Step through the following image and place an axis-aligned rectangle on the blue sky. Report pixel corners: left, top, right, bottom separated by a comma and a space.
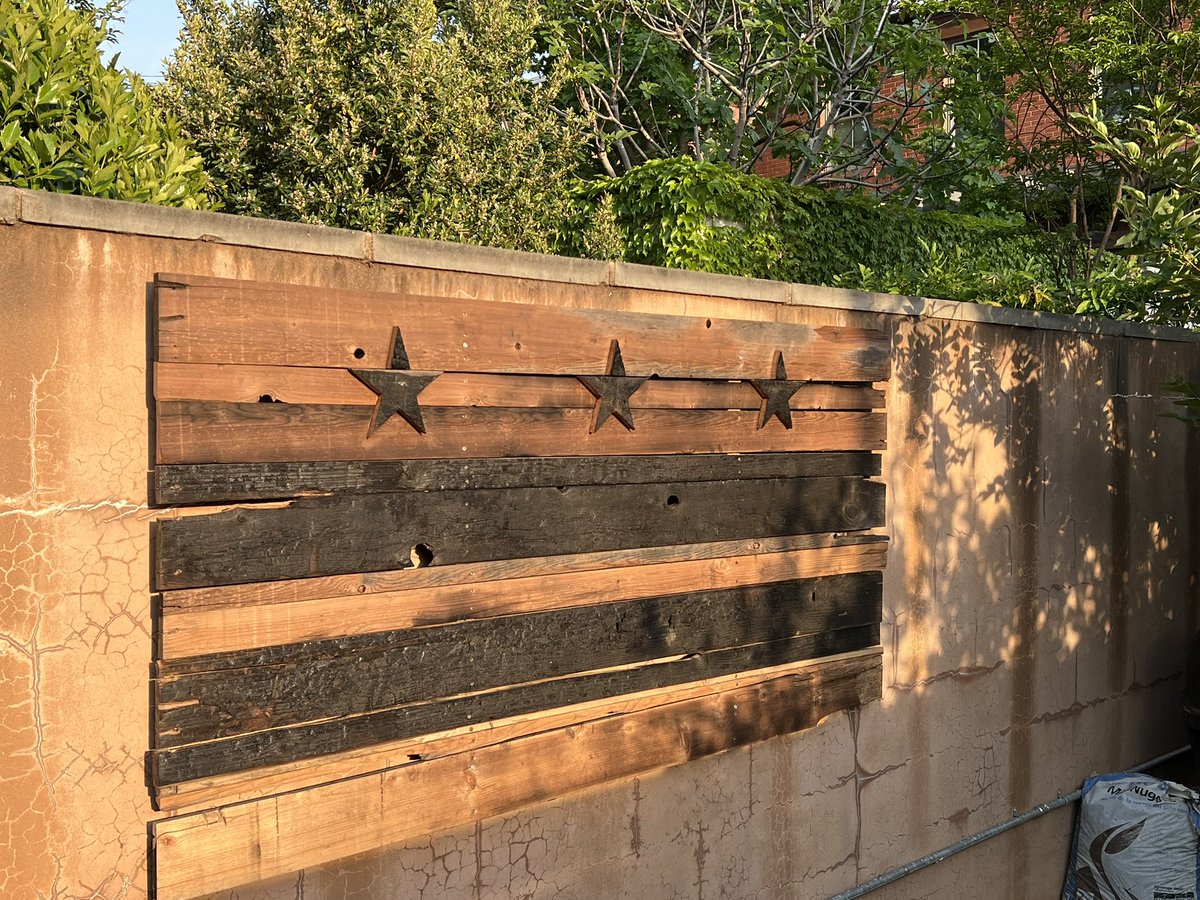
105, 0, 183, 82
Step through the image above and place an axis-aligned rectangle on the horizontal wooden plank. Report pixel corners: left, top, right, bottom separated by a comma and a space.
154, 477, 886, 590
152, 651, 883, 899
158, 540, 888, 657
155, 573, 882, 747
153, 450, 882, 505
155, 361, 886, 410
161, 532, 887, 612
154, 648, 881, 813
154, 274, 890, 381
155, 402, 887, 464
154, 623, 877, 785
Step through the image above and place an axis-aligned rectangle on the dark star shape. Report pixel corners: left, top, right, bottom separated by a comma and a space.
576, 339, 648, 433
748, 351, 808, 430
349, 326, 440, 436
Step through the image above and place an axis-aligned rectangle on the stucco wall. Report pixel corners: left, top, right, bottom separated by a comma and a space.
1, 187, 1196, 899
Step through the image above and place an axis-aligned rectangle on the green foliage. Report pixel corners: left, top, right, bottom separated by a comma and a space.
541, 0, 986, 194
162, 0, 586, 252
572, 157, 1148, 315
1074, 98, 1200, 325
0, 0, 211, 205
1164, 375, 1200, 429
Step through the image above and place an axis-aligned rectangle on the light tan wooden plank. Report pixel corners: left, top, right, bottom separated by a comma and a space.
154, 274, 890, 381
152, 650, 882, 897
162, 532, 887, 612
154, 361, 886, 410
154, 648, 880, 812
155, 403, 886, 464
158, 541, 889, 658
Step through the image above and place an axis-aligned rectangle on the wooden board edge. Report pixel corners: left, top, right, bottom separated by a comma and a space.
160, 532, 890, 613
151, 650, 881, 899
157, 542, 889, 659
152, 647, 882, 814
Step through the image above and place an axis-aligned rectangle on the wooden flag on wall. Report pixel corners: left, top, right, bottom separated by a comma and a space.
148, 272, 890, 899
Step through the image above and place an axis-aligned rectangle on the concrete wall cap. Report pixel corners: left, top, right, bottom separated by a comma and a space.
612, 260, 791, 304
371, 231, 611, 285
0, 186, 18, 225
7, 186, 1199, 344
16, 189, 370, 258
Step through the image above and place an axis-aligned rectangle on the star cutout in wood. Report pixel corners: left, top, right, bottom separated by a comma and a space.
749, 351, 808, 430
350, 326, 440, 435
576, 339, 648, 433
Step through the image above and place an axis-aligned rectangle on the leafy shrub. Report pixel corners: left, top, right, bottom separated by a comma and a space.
572, 157, 1153, 316
0, 0, 211, 206
161, 0, 586, 251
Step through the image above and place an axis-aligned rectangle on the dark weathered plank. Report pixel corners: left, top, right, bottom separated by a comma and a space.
155, 649, 882, 811
151, 654, 883, 899
154, 274, 891, 381
158, 541, 889, 658
154, 572, 882, 746
152, 451, 882, 505
155, 402, 886, 465
153, 476, 886, 590
152, 623, 878, 785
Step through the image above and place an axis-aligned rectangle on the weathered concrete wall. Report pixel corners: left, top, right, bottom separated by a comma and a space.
1, 187, 1196, 899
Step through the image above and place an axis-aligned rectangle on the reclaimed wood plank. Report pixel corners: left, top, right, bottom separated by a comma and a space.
160, 532, 887, 612
153, 648, 881, 813
153, 477, 887, 589
153, 623, 878, 784
151, 651, 883, 900
154, 361, 886, 410
154, 274, 890, 381
155, 402, 887, 464
154, 573, 882, 745
158, 540, 888, 657
153, 451, 882, 505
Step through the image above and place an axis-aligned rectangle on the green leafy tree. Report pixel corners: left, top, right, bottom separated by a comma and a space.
542, 0, 1003, 197
969, 0, 1200, 237
1075, 97, 1200, 325
0, 0, 211, 205
161, 0, 587, 251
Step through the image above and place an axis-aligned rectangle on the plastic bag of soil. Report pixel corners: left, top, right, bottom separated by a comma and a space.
1063, 772, 1200, 900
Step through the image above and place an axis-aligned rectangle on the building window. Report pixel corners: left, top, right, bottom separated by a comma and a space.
943, 31, 1004, 138
830, 91, 873, 154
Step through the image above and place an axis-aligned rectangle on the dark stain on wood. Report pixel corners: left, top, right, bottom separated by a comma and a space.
154, 573, 882, 746
152, 622, 879, 785
154, 477, 886, 590
152, 451, 882, 505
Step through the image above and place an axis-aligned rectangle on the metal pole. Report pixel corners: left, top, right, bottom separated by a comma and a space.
828, 745, 1192, 900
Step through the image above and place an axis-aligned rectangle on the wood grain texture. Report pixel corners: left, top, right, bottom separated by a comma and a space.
154, 573, 882, 746
155, 361, 886, 410
151, 651, 883, 900
154, 274, 890, 381
153, 648, 881, 812
153, 451, 882, 505
155, 402, 887, 464
153, 624, 878, 784
160, 532, 887, 612
158, 540, 889, 657
154, 477, 886, 589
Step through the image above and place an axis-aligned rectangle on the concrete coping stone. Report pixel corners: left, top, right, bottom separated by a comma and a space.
3, 185, 1197, 344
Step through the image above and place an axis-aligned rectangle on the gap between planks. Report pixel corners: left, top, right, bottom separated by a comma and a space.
154, 361, 886, 410
157, 540, 889, 658
151, 649, 882, 900
155, 403, 887, 465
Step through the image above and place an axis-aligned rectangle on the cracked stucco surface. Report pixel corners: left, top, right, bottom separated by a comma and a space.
1, 222, 1197, 899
